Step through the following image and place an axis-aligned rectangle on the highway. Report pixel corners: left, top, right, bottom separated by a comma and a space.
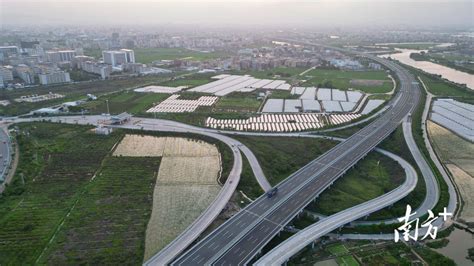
171, 47, 421, 265
255, 147, 418, 265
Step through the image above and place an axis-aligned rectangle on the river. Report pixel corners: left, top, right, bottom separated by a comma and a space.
436, 228, 474, 266
379, 49, 474, 90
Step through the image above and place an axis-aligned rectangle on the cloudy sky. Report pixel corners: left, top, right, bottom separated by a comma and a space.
1, 0, 472, 29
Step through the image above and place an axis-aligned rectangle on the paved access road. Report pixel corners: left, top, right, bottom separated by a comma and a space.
172, 48, 421, 265
0, 125, 11, 184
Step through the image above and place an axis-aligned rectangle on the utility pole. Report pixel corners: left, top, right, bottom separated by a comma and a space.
106, 99, 110, 115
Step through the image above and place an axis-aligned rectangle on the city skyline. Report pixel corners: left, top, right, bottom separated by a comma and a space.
1, 0, 472, 28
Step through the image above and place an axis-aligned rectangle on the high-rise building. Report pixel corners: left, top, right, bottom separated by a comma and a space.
45, 50, 77, 63
38, 71, 71, 85
102, 49, 135, 67
102, 51, 126, 66
15, 65, 35, 84
81, 61, 112, 80
121, 49, 135, 63
0, 66, 14, 82
0, 46, 19, 56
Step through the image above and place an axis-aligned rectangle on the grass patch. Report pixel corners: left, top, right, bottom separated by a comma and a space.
0, 123, 122, 264
418, 71, 474, 99
237, 155, 264, 199
381, 43, 438, 50
74, 90, 169, 115
301, 69, 392, 93
232, 136, 338, 185
327, 243, 349, 256
231, 67, 306, 79
215, 92, 263, 113
414, 246, 455, 266
337, 255, 360, 266
41, 156, 160, 264
159, 73, 214, 88
308, 151, 405, 217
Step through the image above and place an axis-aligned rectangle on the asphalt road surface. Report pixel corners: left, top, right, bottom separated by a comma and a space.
172, 49, 421, 265
0, 126, 11, 183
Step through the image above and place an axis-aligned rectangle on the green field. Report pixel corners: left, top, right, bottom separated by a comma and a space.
135, 48, 230, 64
233, 136, 338, 185
337, 255, 360, 266
0, 123, 123, 264
158, 73, 214, 88
308, 152, 404, 216
418, 72, 474, 99
75, 91, 169, 115
327, 243, 349, 256
40, 156, 160, 264
214, 92, 263, 113
301, 69, 393, 93
379, 43, 438, 50
232, 67, 307, 80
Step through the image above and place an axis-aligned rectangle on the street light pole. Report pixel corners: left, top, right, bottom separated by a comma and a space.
106, 100, 110, 115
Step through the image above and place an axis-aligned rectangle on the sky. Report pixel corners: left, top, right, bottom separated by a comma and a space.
1, 0, 472, 29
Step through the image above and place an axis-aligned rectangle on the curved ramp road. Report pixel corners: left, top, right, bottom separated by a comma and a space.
172, 50, 421, 265
255, 148, 418, 265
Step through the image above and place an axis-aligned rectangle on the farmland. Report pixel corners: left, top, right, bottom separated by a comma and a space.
40, 156, 160, 264
214, 92, 263, 112
427, 121, 474, 224
0, 123, 122, 264
301, 69, 393, 93
77, 91, 169, 115
0, 124, 230, 264
231, 67, 307, 80
291, 240, 437, 265
418, 71, 474, 100
112, 135, 222, 259
427, 121, 474, 176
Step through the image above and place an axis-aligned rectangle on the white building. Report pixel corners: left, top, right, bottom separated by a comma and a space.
38, 71, 71, 85
0, 46, 19, 56
81, 61, 111, 79
15, 66, 35, 84
121, 49, 135, 63
0, 66, 14, 82
102, 49, 135, 67
45, 50, 77, 63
